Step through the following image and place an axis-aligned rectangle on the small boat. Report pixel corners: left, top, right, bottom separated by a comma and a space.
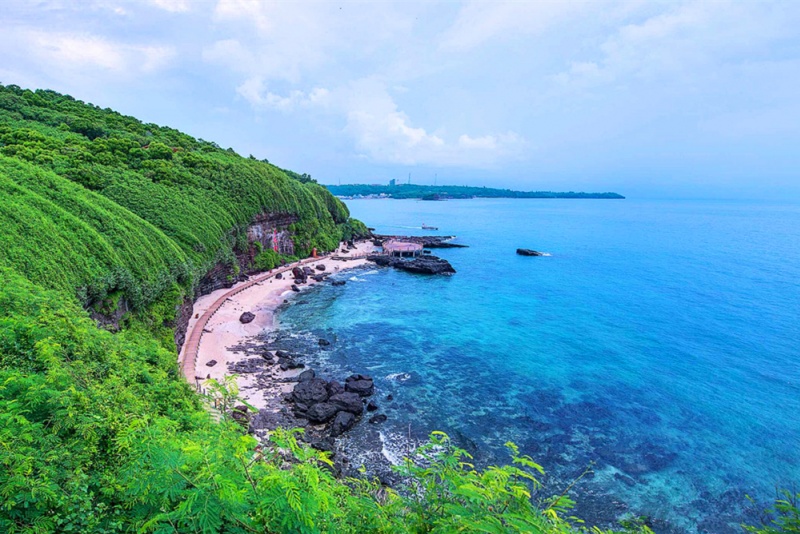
421, 223, 438, 230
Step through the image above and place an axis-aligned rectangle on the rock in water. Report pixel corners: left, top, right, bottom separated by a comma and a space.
318, 338, 331, 346
345, 374, 374, 397
368, 255, 455, 275
367, 401, 379, 412
239, 311, 256, 323
369, 414, 388, 424
291, 284, 301, 292
331, 280, 346, 286
331, 411, 356, 437
516, 248, 544, 256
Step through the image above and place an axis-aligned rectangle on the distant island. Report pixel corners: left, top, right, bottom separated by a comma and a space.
326, 182, 624, 200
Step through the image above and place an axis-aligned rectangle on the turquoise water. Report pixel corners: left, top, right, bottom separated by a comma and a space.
278, 198, 800, 532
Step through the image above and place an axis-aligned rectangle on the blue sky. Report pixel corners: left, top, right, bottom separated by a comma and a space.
2, 0, 799, 198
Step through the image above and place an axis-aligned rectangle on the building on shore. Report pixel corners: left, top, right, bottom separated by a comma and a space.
382, 240, 423, 258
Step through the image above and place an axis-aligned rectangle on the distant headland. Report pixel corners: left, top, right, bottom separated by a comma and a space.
326, 182, 624, 200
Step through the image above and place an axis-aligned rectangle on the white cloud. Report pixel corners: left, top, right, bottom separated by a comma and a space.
339, 79, 525, 167
440, 1, 587, 51
148, 0, 190, 13
236, 77, 330, 111
23, 31, 175, 74
553, 1, 800, 88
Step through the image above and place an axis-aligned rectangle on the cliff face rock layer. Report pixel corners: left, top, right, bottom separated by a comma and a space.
246, 212, 298, 258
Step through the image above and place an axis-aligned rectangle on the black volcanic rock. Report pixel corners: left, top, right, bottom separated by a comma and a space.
291, 266, 307, 282
275, 272, 283, 279
318, 338, 331, 346
228, 358, 264, 374
516, 248, 544, 256
306, 402, 339, 423
316, 264, 326, 271
329, 392, 364, 415
369, 414, 387, 424
239, 311, 255, 323
231, 405, 250, 427
297, 369, 316, 382
367, 401, 379, 412
369, 255, 455, 275
291, 284, 301, 292
326, 380, 344, 397
345, 374, 374, 397
331, 280, 346, 286
331, 411, 356, 437
292, 378, 329, 405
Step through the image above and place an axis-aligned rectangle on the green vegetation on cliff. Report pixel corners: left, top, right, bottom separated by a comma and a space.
327, 183, 625, 200
0, 85, 790, 533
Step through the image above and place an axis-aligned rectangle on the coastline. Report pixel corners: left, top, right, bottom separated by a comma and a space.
178, 240, 376, 415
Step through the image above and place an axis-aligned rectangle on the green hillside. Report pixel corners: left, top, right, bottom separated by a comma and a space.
0, 85, 788, 533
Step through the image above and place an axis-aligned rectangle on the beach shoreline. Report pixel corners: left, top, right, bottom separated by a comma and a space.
178, 240, 376, 414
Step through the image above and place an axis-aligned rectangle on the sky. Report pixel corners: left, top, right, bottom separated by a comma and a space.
2, 0, 799, 199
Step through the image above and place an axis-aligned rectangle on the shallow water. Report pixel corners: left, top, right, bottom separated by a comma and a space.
277, 198, 800, 532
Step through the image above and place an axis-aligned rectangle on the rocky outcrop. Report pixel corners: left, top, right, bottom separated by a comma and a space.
517, 248, 544, 256
345, 374, 375, 396
330, 411, 355, 437
330, 392, 364, 414
172, 296, 195, 351
292, 266, 307, 283
369, 255, 456, 275
276, 371, 377, 444
244, 212, 298, 262
306, 402, 339, 423
292, 378, 330, 405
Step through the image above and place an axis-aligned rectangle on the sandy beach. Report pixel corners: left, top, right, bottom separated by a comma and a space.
178, 240, 376, 412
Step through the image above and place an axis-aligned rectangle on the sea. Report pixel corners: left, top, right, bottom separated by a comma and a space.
275, 198, 800, 532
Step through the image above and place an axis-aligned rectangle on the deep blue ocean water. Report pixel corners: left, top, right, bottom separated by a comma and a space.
277, 198, 800, 532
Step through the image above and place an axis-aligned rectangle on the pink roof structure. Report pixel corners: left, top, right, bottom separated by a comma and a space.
383, 239, 423, 255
